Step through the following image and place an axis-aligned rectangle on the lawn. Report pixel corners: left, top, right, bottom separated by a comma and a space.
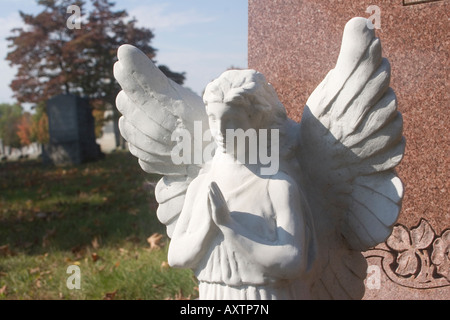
0, 151, 198, 300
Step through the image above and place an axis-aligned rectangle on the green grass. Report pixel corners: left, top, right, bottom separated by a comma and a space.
0, 151, 198, 300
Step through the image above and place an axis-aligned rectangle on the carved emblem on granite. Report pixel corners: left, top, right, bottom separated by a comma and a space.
365, 219, 450, 289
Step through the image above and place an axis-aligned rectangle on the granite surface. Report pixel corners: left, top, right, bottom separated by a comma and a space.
249, 0, 449, 234
249, 0, 449, 299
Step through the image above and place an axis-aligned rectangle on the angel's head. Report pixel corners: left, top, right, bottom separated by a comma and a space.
203, 69, 287, 150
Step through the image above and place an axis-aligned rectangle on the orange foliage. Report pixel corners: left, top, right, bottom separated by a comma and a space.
16, 113, 32, 146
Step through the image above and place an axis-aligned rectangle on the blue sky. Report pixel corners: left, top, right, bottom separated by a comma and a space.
0, 0, 248, 105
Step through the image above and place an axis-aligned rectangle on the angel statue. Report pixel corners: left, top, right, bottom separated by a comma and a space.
113, 17, 405, 300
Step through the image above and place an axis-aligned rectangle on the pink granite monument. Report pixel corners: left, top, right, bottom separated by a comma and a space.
249, 0, 449, 299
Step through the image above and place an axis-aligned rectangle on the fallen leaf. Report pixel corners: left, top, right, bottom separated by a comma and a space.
0, 285, 7, 296
97, 265, 106, 272
108, 260, 121, 272
29, 267, 40, 275
147, 233, 163, 251
91, 253, 100, 262
103, 290, 118, 300
39, 253, 49, 260
161, 261, 169, 269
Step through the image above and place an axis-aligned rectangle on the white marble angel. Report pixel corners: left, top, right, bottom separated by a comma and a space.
113, 17, 405, 300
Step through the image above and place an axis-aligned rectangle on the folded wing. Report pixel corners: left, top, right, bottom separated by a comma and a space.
297, 18, 405, 298
114, 44, 211, 237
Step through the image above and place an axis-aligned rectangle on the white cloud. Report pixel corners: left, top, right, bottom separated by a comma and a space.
128, 3, 216, 31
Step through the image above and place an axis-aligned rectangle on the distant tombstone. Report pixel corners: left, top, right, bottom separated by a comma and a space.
43, 94, 103, 165
0, 138, 5, 161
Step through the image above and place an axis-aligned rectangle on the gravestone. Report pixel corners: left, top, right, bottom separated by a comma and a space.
248, 0, 449, 299
0, 139, 5, 161
43, 94, 103, 165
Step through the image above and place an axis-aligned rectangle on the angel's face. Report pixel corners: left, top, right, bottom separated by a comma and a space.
207, 102, 255, 152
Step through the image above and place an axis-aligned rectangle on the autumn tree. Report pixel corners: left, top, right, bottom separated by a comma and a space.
16, 112, 33, 146
30, 102, 49, 144
7, 0, 185, 148
0, 104, 23, 150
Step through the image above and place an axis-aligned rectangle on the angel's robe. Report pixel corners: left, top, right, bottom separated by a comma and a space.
178, 160, 316, 299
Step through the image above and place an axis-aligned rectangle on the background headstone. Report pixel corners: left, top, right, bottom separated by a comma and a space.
43, 94, 103, 165
96, 109, 118, 153
0, 138, 4, 159
248, 0, 449, 299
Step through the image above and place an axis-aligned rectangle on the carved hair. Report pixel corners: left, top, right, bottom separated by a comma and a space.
203, 69, 298, 171
203, 69, 287, 129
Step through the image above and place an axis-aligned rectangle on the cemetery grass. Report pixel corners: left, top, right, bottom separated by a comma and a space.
0, 151, 198, 300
